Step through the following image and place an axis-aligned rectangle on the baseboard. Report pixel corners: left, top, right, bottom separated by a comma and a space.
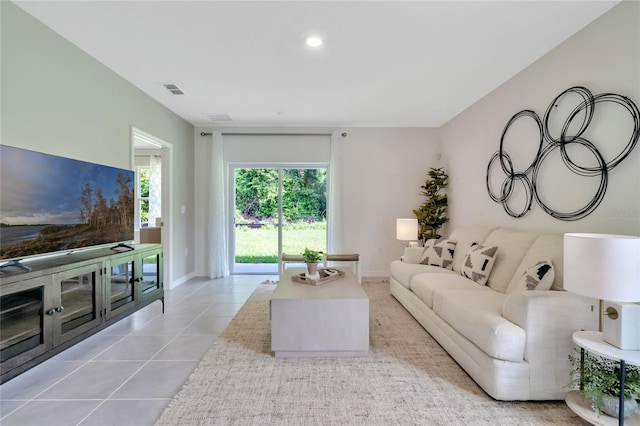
168, 271, 196, 289
362, 277, 389, 283
363, 270, 390, 279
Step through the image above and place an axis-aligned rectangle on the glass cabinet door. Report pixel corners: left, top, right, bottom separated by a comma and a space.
54, 263, 102, 345
0, 277, 51, 376
139, 251, 162, 301
1, 287, 43, 360
105, 260, 135, 319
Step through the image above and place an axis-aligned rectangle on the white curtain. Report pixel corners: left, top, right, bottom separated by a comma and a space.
208, 131, 229, 278
327, 131, 343, 253
148, 154, 162, 227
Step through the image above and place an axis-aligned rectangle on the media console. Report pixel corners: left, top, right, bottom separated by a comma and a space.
0, 244, 163, 383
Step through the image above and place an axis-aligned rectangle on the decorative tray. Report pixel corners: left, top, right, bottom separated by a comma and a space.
291, 268, 344, 286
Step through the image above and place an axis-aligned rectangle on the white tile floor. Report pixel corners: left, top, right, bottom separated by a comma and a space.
0, 274, 274, 426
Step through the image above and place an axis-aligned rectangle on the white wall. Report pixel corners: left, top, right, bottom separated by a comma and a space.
1, 2, 196, 285
330, 128, 441, 276
441, 1, 640, 236
194, 127, 441, 277
223, 134, 331, 163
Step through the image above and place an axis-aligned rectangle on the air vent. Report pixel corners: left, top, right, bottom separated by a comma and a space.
163, 83, 185, 95
206, 114, 233, 122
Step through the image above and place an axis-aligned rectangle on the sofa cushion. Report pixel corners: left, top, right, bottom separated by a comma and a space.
460, 243, 499, 286
411, 272, 491, 308
510, 234, 565, 291
507, 260, 554, 293
449, 226, 496, 274
419, 239, 456, 270
390, 260, 450, 289
433, 290, 526, 362
483, 229, 539, 293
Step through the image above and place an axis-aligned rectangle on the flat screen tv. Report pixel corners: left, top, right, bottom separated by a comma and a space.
0, 145, 135, 266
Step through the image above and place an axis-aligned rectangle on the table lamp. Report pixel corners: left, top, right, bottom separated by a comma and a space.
396, 218, 419, 247
564, 233, 640, 350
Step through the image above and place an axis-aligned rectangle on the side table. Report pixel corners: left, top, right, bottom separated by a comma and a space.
566, 331, 640, 426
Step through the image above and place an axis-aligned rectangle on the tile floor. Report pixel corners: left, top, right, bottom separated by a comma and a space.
0, 274, 274, 426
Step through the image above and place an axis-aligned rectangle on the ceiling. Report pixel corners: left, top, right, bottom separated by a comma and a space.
14, 1, 619, 128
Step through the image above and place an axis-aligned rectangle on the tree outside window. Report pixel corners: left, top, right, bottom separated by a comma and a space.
137, 167, 150, 227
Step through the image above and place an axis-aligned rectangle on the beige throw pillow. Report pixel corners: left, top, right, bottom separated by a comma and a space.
419, 239, 456, 270
509, 261, 554, 293
460, 242, 498, 286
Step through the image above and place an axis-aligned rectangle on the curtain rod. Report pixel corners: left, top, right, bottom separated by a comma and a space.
200, 132, 333, 137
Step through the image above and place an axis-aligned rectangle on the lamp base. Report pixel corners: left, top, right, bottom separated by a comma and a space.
603, 302, 640, 350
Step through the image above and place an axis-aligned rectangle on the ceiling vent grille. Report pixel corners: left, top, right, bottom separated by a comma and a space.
206, 114, 233, 122
163, 83, 185, 95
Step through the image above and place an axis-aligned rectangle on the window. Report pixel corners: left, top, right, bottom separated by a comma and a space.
136, 167, 150, 228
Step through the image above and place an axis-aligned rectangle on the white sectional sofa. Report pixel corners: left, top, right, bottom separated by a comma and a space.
389, 225, 599, 401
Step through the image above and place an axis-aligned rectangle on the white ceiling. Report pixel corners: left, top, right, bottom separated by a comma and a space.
14, 1, 619, 128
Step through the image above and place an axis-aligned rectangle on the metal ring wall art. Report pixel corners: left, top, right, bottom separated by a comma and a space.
486, 86, 640, 220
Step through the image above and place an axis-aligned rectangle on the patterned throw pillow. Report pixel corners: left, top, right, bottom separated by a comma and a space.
460, 242, 499, 286
512, 261, 554, 292
419, 239, 456, 270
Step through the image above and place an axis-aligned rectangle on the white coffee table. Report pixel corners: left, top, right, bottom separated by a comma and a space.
270, 268, 369, 357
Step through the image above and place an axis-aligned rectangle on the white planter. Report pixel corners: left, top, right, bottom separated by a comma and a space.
595, 394, 638, 418
306, 262, 318, 276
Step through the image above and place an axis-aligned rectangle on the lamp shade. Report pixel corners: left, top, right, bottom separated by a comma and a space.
564, 233, 640, 302
396, 218, 418, 241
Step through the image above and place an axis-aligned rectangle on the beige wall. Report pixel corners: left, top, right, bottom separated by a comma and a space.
1, 2, 196, 285
329, 127, 442, 276
441, 1, 640, 236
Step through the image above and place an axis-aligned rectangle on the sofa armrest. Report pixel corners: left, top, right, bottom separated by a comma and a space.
503, 290, 598, 399
402, 247, 424, 264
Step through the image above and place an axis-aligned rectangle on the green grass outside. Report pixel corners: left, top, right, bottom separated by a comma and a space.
235, 222, 326, 263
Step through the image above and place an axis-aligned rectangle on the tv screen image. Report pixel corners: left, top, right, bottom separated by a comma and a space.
0, 145, 135, 262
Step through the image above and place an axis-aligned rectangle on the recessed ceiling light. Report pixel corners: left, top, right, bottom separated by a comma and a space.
305, 35, 323, 48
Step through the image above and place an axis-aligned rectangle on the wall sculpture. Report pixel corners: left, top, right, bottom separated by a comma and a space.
486, 86, 639, 220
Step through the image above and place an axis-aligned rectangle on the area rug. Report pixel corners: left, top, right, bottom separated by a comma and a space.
156, 281, 587, 425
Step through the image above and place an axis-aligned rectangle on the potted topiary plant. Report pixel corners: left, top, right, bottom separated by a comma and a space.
303, 248, 323, 276
568, 348, 640, 418
413, 167, 448, 242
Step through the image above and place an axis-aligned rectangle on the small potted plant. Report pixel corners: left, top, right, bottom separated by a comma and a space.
303, 248, 323, 276
568, 349, 640, 418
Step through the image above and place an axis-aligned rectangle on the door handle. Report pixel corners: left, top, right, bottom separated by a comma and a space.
46, 306, 64, 315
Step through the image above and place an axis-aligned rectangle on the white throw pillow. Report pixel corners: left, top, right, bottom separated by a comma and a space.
510, 261, 554, 292
460, 242, 498, 286
419, 239, 456, 270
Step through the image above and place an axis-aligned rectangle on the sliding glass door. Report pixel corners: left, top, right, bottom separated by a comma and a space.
281, 168, 326, 262
234, 168, 280, 273
232, 166, 327, 274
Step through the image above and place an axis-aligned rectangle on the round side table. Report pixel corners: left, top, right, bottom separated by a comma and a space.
566, 331, 640, 426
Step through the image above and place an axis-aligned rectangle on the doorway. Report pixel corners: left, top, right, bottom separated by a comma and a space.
231, 165, 327, 274
131, 128, 173, 288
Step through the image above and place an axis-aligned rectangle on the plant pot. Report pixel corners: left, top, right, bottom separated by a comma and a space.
595, 394, 639, 418
306, 262, 318, 276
